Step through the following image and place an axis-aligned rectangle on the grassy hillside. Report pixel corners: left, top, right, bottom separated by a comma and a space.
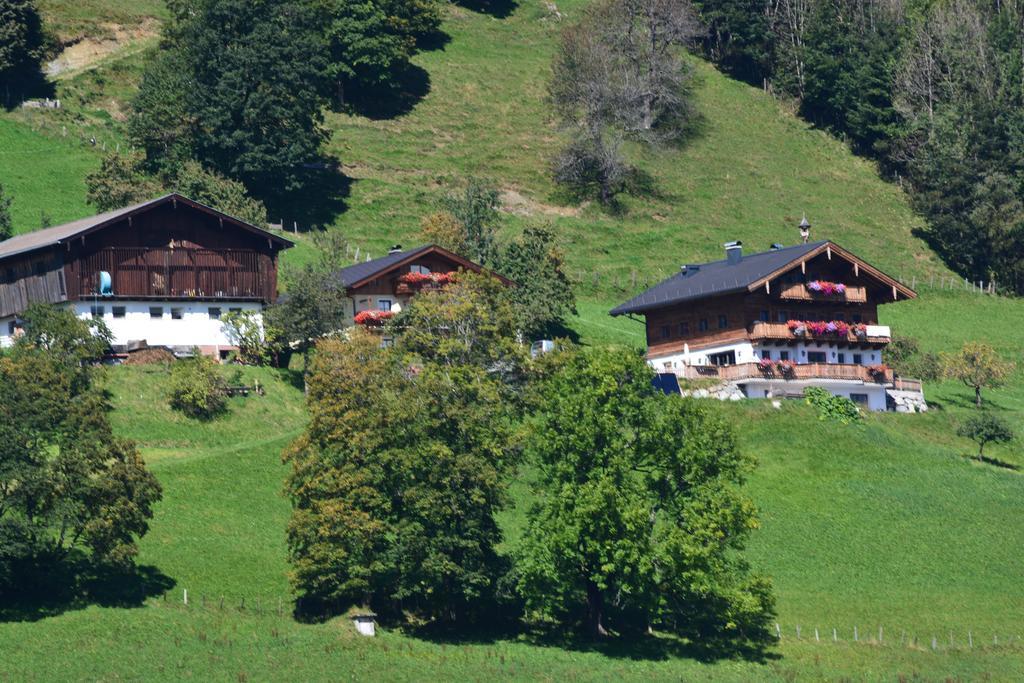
2, 0, 1024, 680
2, 356, 1022, 681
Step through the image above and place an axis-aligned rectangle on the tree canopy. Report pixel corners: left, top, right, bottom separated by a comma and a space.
0, 305, 161, 583
516, 346, 774, 640
0, 0, 48, 107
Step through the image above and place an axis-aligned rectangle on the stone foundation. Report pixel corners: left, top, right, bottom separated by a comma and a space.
680, 381, 745, 402
886, 389, 929, 413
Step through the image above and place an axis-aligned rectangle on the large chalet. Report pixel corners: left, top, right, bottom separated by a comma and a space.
0, 194, 292, 356
611, 239, 924, 411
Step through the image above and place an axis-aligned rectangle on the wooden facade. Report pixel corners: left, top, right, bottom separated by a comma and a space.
0, 195, 289, 320
0, 250, 67, 319
643, 248, 895, 357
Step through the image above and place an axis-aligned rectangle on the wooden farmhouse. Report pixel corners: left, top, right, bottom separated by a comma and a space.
331, 243, 512, 343
611, 239, 926, 411
0, 194, 292, 357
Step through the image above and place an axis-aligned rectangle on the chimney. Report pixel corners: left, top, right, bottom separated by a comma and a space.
724, 241, 742, 265
388, 244, 403, 255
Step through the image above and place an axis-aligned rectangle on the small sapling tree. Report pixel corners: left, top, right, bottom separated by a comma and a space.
958, 413, 1014, 461
169, 354, 228, 419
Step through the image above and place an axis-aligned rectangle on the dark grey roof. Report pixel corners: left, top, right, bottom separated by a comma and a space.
332, 245, 433, 287
0, 193, 292, 262
610, 241, 828, 316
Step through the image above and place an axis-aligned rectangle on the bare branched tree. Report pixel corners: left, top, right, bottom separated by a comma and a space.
548, 0, 703, 202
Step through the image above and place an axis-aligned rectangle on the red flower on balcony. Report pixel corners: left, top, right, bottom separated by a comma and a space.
354, 310, 394, 326
776, 359, 797, 376
786, 320, 856, 338
867, 363, 889, 378
397, 271, 457, 288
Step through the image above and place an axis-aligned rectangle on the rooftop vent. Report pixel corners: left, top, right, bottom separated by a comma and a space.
724, 240, 743, 265
680, 264, 701, 276
770, 243, 784, 251
388, 244, 403, 255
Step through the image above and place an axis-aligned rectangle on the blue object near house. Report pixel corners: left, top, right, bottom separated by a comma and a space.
652, 373, 681, 396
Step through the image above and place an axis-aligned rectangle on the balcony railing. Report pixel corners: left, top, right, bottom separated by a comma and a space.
777, 283, 868, 303
73, 247, 267, 301
681, 362, 894, 384
749, 321, 891, 344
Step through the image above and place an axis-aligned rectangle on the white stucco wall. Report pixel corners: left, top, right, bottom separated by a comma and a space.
741, 379, 889, 411
69, 301, 264, 349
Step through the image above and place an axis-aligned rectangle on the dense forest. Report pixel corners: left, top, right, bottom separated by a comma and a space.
695, 0, 1024, 294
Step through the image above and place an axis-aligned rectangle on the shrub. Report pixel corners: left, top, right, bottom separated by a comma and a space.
169, 354, 228, 419
803, 387, 862, 424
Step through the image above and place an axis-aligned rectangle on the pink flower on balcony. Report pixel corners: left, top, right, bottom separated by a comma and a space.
807, 280, 847, 296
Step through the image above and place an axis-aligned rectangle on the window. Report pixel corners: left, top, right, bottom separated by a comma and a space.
849, 393, 869, 405
776, 310, 787, 323
229, 307, 242, 314
708, 350, 736, 366
171, 308, 183, 320
853, 353, 863, 365
760, 310, 770, 322
808, 351, 827, 363
779, 351, 790, 361
699, 318, 709, 332
761, 349, 771, 360
149, 307, 163, 319
378, 299, 393, 312
837, 352, 846, 364
381, 337, 395, 348
660, 325, 671, 339
57, 271, 66, 297
113, 306, 126, 319
90, 305, 105, 319
8, 321, 16, 335
718, 314, 728, 329
208, 307, 222, 320
678, 321, 689, 336
852, 313, 862, 323
410, 265, 431, 275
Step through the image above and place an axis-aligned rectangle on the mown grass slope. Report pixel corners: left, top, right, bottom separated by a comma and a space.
2, 0, 1024, 679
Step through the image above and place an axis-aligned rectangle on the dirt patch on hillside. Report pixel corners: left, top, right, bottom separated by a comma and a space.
500, 189, 580, 218
46, 19, 159, 78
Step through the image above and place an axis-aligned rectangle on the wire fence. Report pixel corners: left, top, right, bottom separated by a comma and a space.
150, 588, 1024, 655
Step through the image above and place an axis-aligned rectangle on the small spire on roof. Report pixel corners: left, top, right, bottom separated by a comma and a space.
799, 215, 811, 243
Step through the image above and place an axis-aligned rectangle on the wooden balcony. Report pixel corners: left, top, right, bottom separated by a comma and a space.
777, 283, 868, 303
681, 362, 894, 384
70, 247, 269, 301
749, 321, 891, 345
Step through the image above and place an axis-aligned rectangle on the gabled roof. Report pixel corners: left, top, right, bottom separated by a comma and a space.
333, 244, 512, 289
0, 193, 293, 262
610, 240, 915, 316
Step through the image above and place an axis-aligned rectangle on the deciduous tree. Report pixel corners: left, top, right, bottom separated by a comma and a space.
943, 342, 1014, 408
0, 305, 161, 578
516, 347, 774, 641
958, 413, 1014, 461
0, 0, 47, 106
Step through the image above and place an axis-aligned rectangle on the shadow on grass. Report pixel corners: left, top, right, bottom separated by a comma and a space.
0, 553, 174, 622
453, 0, 519, 19
343, 64, 432, 121
965, 454, 1020, 471
408, 618, 779, 664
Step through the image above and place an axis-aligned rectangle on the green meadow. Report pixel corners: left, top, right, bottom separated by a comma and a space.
1, 0, 1023, 679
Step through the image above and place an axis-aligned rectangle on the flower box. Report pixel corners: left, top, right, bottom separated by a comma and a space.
807, 280, 847, 297
354, 310, 394, 326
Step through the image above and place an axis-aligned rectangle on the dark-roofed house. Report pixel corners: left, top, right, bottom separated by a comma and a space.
611, 240, 925, 411
332, 244, 511, 340
0, 194, 292, 357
